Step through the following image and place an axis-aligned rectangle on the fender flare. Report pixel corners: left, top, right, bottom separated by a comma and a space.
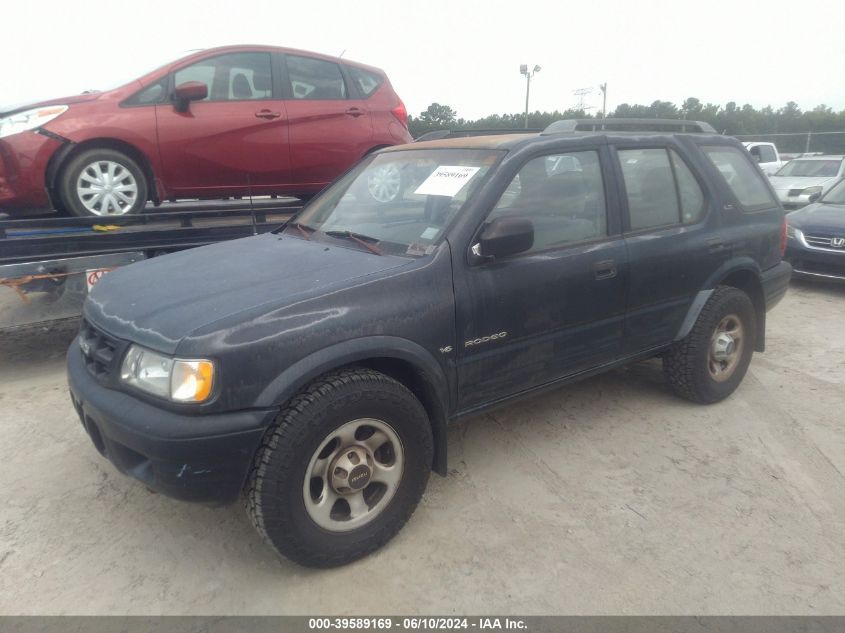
255, 336, 451, 475
674, 257, 766, 350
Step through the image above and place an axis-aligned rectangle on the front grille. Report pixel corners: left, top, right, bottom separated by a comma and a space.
804, 233, 845, 250
78, 319, 121, 380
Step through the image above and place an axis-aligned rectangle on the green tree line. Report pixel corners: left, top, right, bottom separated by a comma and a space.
409, 99, 845, 153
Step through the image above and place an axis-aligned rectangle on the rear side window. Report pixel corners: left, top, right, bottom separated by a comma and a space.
670, 150, 706, 223
619, 148, 706, 230
619, 149, 674, 230
702, 145, 777, 210
286, 55, 347, 100
347, 66, 383, 97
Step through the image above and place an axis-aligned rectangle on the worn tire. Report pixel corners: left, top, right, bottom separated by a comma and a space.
663, 286, 757, 404
245, 367, 433, 568
59, 148, 148, 217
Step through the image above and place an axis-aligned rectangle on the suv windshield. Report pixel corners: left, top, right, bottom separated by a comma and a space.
287, 149, 504, 256
776, 159, 843, 178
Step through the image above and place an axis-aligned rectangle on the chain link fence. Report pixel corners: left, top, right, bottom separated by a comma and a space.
734, 131, 845, 156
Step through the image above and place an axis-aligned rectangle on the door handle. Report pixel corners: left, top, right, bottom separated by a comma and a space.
706, 237, 732, 254
593, 259, 617, 280
345, 107, 366, 117
255, 109, 282, 120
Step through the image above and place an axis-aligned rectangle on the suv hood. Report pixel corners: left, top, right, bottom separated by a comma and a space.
769, 175, 837, 191
84, 233, 411, 353
0, 93, 102, 117
787, 202, 845, 232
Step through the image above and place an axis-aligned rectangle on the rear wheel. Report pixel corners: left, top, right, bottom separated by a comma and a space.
59, 148, 147, 217
663, 286, 756, 404
245, 367, 433, 568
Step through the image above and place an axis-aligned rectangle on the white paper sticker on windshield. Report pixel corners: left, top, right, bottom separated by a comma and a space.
414, 166, 481, 197
421, 227, 439, 240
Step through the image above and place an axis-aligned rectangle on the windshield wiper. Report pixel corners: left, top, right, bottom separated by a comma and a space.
324, 230, 383, 256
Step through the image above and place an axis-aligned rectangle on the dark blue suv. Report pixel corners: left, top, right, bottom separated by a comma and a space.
68, 119, 792, 567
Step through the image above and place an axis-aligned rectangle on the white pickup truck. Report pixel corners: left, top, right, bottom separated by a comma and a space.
742, 142, 784, 175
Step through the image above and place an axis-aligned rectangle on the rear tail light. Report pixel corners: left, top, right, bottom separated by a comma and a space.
391, 101, 408, 128
780, 217, 788, 256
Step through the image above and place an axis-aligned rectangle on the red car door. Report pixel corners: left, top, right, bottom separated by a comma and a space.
155, 51, 291, 197
281, 53, 374, 190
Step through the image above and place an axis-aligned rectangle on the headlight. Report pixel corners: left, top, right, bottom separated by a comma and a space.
0, 105, 68, 139
801, 186, 823, 196
120, 344, 214, 403
786, 225, 804, 241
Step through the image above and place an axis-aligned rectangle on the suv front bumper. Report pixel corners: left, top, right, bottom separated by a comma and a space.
67, 341, 278, 505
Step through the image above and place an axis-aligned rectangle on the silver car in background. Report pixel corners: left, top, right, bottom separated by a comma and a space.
769, 155, 845, 210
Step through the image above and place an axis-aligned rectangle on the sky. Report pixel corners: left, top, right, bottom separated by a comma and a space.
3, 0, 845, 119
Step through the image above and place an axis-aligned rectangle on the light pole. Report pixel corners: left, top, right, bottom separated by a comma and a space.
520, 64, 541, 128
598, 82, 607, 119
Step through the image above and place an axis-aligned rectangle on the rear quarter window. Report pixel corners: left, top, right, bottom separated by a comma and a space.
702, 145, 777, 210
347, 66, 384, 97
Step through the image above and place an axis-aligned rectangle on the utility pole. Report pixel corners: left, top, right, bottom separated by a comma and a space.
598, 82, 607, 118
520, 64, 541, 128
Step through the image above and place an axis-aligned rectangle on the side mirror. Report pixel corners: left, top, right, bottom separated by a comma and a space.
475, 216, 534, 259
173, 81, 208, 112
809, 192, 821, 203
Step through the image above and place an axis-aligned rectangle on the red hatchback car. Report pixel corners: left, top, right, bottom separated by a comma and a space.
0, 45, 412, 216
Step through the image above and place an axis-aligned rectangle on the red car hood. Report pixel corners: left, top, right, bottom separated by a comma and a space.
1, 92, 103, 117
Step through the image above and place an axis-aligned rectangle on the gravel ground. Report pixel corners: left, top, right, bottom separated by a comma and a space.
1, 280, 844, 615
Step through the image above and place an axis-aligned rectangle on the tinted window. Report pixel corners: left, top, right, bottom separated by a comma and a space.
619, 149, 680, 230
174, 53, 272, 102
286, 55, 347, 100
488, 151, 607, 252
670, 150, 706, 223
703, 145, 778, 209
347, 66, 383, 97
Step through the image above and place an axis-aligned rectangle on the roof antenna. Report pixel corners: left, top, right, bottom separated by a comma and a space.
247, 174, 258, 236
338, 49, 346, 58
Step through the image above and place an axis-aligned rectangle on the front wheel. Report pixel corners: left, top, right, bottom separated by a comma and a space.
663, 286, 757, 404
59, 148, 148, 217
245, 367, 433, 568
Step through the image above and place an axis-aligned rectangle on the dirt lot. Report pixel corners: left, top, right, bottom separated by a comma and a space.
1, 280, 844, 615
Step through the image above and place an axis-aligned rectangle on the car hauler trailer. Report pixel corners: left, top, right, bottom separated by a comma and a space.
0, 201, 299, 329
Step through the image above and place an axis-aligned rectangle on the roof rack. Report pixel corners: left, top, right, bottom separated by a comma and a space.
415, 128, 541, 142
542, 118, 717, 135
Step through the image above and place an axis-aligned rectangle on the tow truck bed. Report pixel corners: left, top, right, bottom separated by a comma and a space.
0, 200, 299, 329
